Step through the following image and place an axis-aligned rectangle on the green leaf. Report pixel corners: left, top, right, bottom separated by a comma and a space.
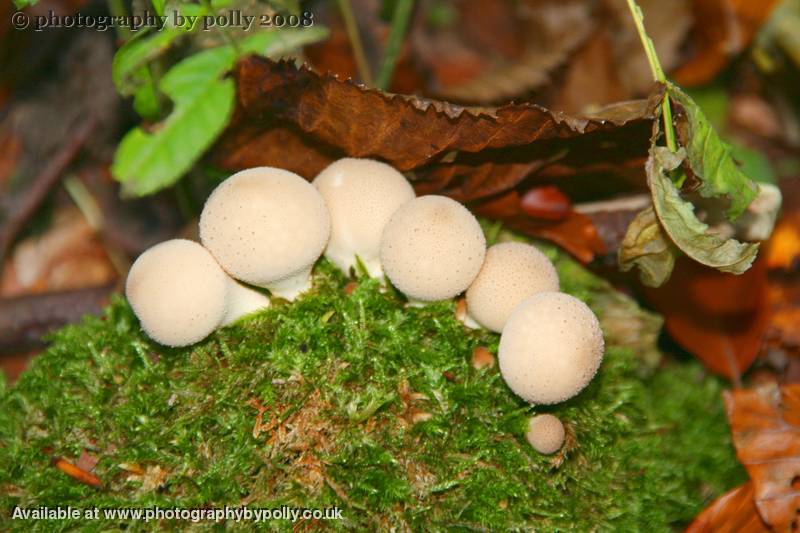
132, 76, 162, 121
112, 29, 184, 96
112, 28, 330, 196
730, 143, 776, 184
648, 145, 759, 274
112, 46, 236, 196
151, 0, 166, 16
669, 84, 759, 220
12, 0, 35, 8
618, 206, 677, 287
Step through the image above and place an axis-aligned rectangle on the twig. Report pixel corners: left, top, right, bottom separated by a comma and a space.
52, 456, 103, 489
375, 0, 414, 90
0, 117, 96, 274
63, 175, 131, 279
337, 0, 374, 86
0, 284, 113, 354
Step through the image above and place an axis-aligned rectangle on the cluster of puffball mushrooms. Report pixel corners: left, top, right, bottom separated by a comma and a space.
126, 159, 605, 455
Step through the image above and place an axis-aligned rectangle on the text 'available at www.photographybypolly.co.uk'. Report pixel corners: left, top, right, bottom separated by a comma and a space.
11, 505, 344, 523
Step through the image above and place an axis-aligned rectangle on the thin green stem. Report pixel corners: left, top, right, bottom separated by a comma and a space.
201, 0, 243, 55
625, 0, 677, 154
106, 0, 132, 41
337, 0, 374, 86
375, 0, 414, 90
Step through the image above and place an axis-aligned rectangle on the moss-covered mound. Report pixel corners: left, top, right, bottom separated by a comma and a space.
0, 247, 743, 531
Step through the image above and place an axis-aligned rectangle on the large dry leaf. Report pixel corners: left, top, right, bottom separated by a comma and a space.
640, 257, 769, 380
725, 383, 800, 530
228, 57, 656, 172
687, 481, 770, 533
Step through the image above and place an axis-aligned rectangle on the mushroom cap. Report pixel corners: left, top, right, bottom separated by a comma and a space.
222, 278, 270, 326
313, 158, 415, 277
499, 292, 604, 404
199, 167, 331, 287
466, 242, 559, 332
380, 195, 486, 302
126, 239, 228, 347
526, 414, 565, 454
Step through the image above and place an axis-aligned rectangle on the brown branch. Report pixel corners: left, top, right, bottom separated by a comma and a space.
0, 283, 114, 354
0, 117, 97, 271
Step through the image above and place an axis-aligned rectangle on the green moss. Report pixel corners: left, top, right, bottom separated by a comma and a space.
0, 251, 743, 531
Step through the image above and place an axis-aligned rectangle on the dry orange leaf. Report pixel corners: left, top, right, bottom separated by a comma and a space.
686, 481, 770, 533
725, 383, 800, 530
765, 212, 800, 271
641, 256, 770, 380
473, 190, 605, 263
674, 0, 779, 86
763, 206, 800, 352
52, 456, 102, 488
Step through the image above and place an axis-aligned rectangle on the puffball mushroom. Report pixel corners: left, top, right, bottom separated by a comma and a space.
526, 414, 565, 454
465, 242, 559, 332
221, 279, 270, 326
199, 167, 331, 301
313, 158, 416, 277
380, 195, 486, 302
499, 292, 604, 405
126, 239, 228, 347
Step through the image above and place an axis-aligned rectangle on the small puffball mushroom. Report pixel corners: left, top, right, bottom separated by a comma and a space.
221, 279, 270, 326
199, 167, 331, 301
126, 239, 228, 347
380, 195, 486, 302
465, 242, 559, 332
526, 414, 565, 454
313, 158, 416, 277
499, 292, 604, 405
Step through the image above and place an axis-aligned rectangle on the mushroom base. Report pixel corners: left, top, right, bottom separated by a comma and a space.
325, 249, 385, 279
264, 268, 314, 301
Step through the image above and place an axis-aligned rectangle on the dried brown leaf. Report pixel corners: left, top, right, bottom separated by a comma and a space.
52, 456, 102, 489
641, 257, 769, 380
674, 0, 780, 86
228, 57, 656, 172
412, 0, 593, 104
687, 481, 770, 533
725, 382, 800, 530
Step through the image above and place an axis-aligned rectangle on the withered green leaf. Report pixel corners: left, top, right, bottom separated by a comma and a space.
618, 206, 677, 287
670, 84, 759, 220
648, 145, 759, 275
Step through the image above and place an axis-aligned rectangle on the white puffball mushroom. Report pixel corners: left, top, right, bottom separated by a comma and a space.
199, 167, 331, 301
126, 239, 228, 347
221, 279, 270, 326
380, 195, 486, 302
313, 158, 416, 277
526, 414, 565, 454
499, 292, 604, 405
465, 242, 559, 333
